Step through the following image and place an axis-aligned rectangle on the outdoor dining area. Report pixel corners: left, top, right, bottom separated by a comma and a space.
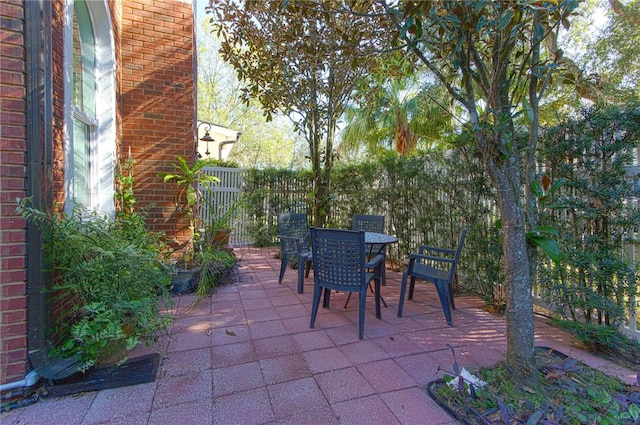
277, 213, 465, 339
3, 241, 636, 425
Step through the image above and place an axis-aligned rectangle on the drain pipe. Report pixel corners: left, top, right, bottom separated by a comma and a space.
0, 370, 41, 398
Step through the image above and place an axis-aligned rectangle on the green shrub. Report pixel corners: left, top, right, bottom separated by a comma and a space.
17, 198, 173, 372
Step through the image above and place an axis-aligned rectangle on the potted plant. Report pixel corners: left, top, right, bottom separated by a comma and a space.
16, 198, 173, 373
159, 156, 238, 302
158, 156, 220, 262
202, 197, 241, 248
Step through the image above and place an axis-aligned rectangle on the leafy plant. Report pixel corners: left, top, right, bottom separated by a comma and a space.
192, 247, 237, 306
158, 156, 220, 265
433, 346, 640, 424
16, 198, 173, 372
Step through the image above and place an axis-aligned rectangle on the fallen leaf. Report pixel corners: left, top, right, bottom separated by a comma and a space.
225, 329, 236, 336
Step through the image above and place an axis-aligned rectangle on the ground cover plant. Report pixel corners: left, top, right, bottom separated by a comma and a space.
431, 345, 640, 424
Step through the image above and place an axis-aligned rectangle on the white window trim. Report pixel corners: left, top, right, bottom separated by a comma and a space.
63, 0, 116, 216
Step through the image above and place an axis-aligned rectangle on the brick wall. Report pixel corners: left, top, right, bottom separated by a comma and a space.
120, 0, 196, 249
51, 0, 65, 209
0, 0, 28, 384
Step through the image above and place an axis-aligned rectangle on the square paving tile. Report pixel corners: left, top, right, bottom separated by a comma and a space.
248, 319, 289, 340
161, 347, 211, 378
211, 324, 251, 346
374, 333, 424, 358
211, 341, 257, 368
380, 387, 456, 425
332, 394, 400, 425
303, 347, 352, 374
339, 339, 391, 365
267, 377, 328, 418
356, 358, 416, 393
167, 329, 213, 353
260, 353, 312, 385
212, 387, 274, 425
212, 361, 265, 397
276, 406, 340, 425
292, 329, 335, 352
148, 400, 213, 425
253, 334, 299, 359
153, 370, 213, 409
314, 366, 375, 404
83, 382, 156, 424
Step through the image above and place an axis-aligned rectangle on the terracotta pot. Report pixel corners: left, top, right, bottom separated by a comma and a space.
212, 229, 231, 247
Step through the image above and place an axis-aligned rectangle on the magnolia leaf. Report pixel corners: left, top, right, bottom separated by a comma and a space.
499, 9, 515, 31
532, 226, 559, 237
527, 234, 563, 263
531, 180, 544, 198
546, 177, 567, 195
526, 410, 545, 425
542, 174, 551, 191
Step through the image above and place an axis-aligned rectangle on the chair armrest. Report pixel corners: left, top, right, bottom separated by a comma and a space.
365, 254, 384, 269
279, 235, 310, 253
417, 245, 455, 257
279, 235, 303, 243
408, 252, 456, 265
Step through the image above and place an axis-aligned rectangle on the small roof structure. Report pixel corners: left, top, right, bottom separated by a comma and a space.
196, 120, 241, 160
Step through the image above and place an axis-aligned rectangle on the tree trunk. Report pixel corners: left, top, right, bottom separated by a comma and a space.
491, 165, 537, 377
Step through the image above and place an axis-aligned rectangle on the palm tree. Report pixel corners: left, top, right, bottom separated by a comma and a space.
339, 77, 457, 156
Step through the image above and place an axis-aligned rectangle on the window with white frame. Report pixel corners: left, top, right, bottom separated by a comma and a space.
65, 0, 115, 215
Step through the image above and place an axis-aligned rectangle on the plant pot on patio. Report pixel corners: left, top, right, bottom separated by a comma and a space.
212, 228, 232, 247
170, 267, 202, 294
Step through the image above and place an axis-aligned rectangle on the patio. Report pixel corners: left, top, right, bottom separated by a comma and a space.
2, 246, 637, 425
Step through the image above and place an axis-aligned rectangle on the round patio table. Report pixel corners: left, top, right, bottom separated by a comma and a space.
343, 232, 398, 308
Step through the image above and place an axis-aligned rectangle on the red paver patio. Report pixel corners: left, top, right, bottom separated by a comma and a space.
2, 246, 637, 425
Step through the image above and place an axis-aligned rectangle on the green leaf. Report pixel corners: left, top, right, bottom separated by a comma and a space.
499, 9, 515, 31
531, 180, 544, 198
526, 410, 545, 425
532, 226, 559, 237
527, 234, 563, 263
629, 403, 639, 421
546, 177, 567, 195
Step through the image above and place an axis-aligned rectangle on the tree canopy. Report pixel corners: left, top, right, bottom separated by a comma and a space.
210, 0, 393, 225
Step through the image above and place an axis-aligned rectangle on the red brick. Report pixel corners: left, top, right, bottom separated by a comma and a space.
1, 362, 27, 381
0, 57, 24, 72
0, 151, 25, 164
0, 31, 23, 46
0, 43, 23, 59
0, 272, 27, 286
0, 15, 22, 31
2, 256, 25, 270
0, 1, 23, 19
0, 300, 27, 314
0, 244, 26, 257
0, 84, 25, 99
0, 70, 23, 85
0, 177, 25, 191
2, 336, 27, 352
1, 309, 26, 324
3, 348, 29, 365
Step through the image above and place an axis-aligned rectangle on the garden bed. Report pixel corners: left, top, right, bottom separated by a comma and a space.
428, 346, 640, 424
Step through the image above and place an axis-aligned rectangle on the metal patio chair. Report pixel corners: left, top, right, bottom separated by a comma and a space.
397, 228, 467, 326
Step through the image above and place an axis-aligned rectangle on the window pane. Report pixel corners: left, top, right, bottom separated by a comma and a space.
73, 0, 95, 118
73, 118, 91, 207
